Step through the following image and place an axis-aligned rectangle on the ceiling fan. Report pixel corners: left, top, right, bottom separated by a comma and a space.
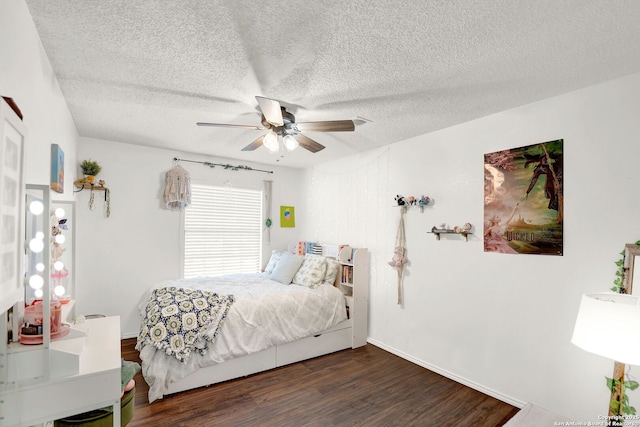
197, 96, 355, 153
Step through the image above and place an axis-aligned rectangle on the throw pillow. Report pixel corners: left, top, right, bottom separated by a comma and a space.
293, 254, 328, 288
264, 250, 284, 275
270, 253, 305, 284
323, 258, 340, 286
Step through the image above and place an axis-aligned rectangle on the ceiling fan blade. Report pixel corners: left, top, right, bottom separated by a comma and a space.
293, 134, 325, 153
255, 96, 284, 126
241, 135, 265, 151
197, 122, 265, 130
293, 120, 355, 132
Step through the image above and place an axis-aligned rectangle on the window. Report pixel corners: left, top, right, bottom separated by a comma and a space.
183, 184, 262, 278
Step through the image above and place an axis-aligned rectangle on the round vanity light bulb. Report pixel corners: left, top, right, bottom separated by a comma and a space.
53, 261, 64, 271
34, 289, 43, 298
36, 262, 45, 272
29, 238, 45, 253
54, 234, 66, 244
29, 200, 44, 215
29, 274, 44, 290
54, 208, 65, 218
54, 285, 65, 297
36, 231, 45, 240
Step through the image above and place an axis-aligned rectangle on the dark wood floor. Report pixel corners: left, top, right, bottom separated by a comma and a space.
122, 339, 519, 427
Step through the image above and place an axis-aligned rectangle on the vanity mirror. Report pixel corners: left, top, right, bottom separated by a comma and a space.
24, 186, 50, 306
50, 200, 75, 307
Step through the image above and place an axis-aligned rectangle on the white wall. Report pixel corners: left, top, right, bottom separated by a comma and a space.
0, 0, 78, 197
0, 0, 78, 322
300, 72, 640, 422
75, 138, 306, 336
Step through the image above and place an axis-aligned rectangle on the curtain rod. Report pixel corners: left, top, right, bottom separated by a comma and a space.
173, 157, 274, 174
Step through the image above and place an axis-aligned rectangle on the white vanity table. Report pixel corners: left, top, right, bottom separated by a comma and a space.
0, 316, 122, 427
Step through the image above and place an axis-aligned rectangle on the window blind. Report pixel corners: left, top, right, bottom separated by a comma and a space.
183, 184, 262, 278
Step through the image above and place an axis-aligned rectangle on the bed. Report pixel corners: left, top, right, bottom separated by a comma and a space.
136, 245, 364, 402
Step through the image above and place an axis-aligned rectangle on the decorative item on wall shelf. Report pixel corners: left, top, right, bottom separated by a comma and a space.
394, 194, 433, 212
78, 158, 101, 184
429, 223, 473, 241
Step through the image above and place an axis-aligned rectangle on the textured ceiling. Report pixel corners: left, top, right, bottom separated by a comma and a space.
24, 1, 640, 168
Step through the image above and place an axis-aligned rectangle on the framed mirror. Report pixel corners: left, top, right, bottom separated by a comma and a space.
607, 243, 640, 418
623, 243, 640, 294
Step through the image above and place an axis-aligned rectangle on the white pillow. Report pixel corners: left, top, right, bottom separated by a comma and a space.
264, 250, 284, 275
293, 254, 327, 288
270, 254, 305, 284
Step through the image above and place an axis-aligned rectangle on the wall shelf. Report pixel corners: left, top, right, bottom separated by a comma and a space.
429, 227, 472, 242
394, 205, 432, 213
73, 181, 108, 192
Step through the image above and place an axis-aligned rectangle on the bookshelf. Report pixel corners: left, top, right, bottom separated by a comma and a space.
338, 246, 369, 348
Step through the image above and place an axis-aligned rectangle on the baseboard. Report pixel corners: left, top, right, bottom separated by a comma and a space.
366, 338, 525, 409
121, 331, 138, 340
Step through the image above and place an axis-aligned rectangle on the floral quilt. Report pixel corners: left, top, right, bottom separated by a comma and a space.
137, 286, 235, 362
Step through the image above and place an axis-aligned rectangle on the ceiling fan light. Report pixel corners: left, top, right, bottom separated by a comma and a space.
263, 131, 278, 153
283, 135, 299, 151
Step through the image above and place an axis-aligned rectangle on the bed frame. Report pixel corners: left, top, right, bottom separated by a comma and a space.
165, 244, 369, 396
166, 319, 353, 395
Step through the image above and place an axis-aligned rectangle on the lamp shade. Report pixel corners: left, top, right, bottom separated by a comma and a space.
263, 131, 278, 153
283, 135, 299, 151
571, 292, 640, 366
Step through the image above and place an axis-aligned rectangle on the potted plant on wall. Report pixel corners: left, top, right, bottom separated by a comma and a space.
80, 159, 101, 184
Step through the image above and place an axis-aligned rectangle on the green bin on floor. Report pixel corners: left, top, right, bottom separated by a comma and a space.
54, 387, 135, 427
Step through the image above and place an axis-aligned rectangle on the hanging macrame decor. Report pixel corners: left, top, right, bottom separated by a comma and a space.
163, 163, 191, 211
388, 208, 409, 304
263, 180, 273, 243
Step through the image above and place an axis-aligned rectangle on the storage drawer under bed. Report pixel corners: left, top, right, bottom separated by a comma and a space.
276, 324, 352, 367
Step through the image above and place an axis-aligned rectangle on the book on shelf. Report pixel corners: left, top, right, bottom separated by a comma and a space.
341, 265, 353, 284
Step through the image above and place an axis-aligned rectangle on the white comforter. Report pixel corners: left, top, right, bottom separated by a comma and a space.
137, 272, 348, 402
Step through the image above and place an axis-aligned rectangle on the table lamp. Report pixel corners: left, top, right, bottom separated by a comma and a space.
572, 292, 640, 423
